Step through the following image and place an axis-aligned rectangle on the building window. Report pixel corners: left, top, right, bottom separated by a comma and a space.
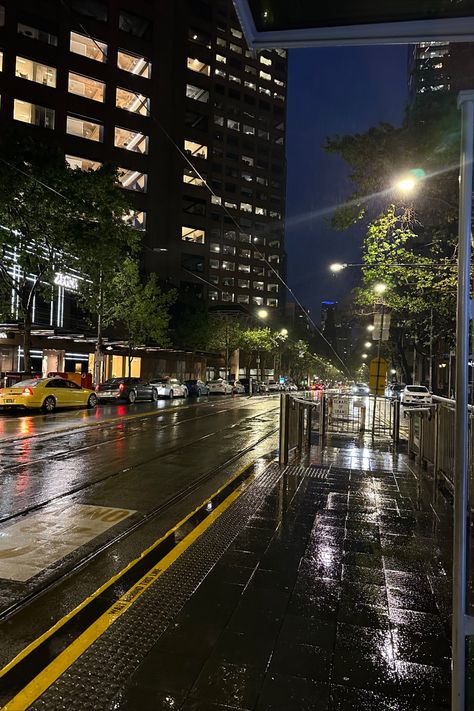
117, 49, 151, 78
17, 23, 58, 46
70, 31, 107, 62
216, 37, 226, 48
116, 87, 149, 116
268, 283, 279, 292
182, 226, 205, 243
245, 64, 257, 75
228, 74, 241, 84
211, 195, 222, 205
259, 86, 271, 96
255, 206, 266, 216
210, 259, 219, 269
244, 81, 256, 91
183, 167, 205, 186
222, 245, 235, 255
69, 0, 107, 21
67, 115, 103, 142
188, 28, 211, 48
66, 155, 102, 171
221, 261, 235, 271
186, 84, 209, 103
118, 168, 147, 192
224, 230, 237, 241
275, 78, 285, 87
243, 124, 255, 135
114, 126, 149, 154
15, 56, 56, 87
125, 209, 146, 230
242, 155, 254, 167
240, 203, 252, 213
252, 296, 264, 306
210, 243, 221, 253
238, 279, 249, 288
253, 281, 264, 291
119, 10, 152, 40
209, 290, 218, 301
14, 100, 55, 129
237, 294, 249, 304
239, 232, 251, 243
187, 57, 210, 76
238, 264, 250, 273
268, 254, 279, 264
216, 53, 227, 64
0, 51, 3, 72
222, 277, 234, 287
0, 5, 4, 26
267, 298, 278, 307
184, 139, 208, 159
68, 72, 105, 102
227, 119, 240, 131
230, 43, 242, 55
238, 248, 251, 258
221, 292, 234, 302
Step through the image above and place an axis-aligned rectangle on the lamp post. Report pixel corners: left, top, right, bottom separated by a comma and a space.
371, 282, 387, 438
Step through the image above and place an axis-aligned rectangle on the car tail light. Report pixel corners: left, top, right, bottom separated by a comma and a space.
95, 384, 100, 392
119, 382, 125, 392
22, 387, 33, 396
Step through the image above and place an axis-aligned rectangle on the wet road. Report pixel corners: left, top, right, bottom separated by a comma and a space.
0, 394, 280, 655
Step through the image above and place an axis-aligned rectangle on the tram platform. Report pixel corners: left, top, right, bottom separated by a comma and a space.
1, 437, 454, 711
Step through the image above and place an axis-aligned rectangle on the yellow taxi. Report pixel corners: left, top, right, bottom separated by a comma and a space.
0, 377, 98, 413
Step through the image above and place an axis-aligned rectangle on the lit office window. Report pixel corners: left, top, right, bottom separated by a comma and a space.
66, 115, 103, 142
239, 248, 251, 258
66, 155, 102, 171
211, 195, 222, 205
215, 68, 226, 79
124, 209, 147, 230
253, 281, 264, 291
216, 53, 226, 63
14, 99, 55, 129
238, 264, 250, 273
209, 290, 218, 301
244, 81, 256, 91
245, 65, 257, 75
216, 37, 226, 48
118, 168, 147, 192
259, 70, 271, 81
182, 226, 205, 243
227, 119, 240, 131
70, 32, 107, 62
68, 72, 105, 102
267, 298, 278, 307
210, 243, 221, 253
187, 57, 210, 76
260, 56, 272, 66
242, 155, 254, 167
221, 261, 235, 271
114, 126, 148, 154
252, 296, 264, 306
259, 87, 271, 96
116, 87, 149, 116
221, 292, 234, 302
186, 84, 209, 103
183, 167, 205, 186
238, 279, 250, 288
255, 206, 267, 216
275, 78, 285, 87
18, 23, 58, 45
210, 260, 219, 269
228, 75, 241, 84
222, 245, 235, 255
15, 56, 56, 87
243, 124, 255, 135
240, 203, 252, 213
268, 283, 279, 293
237, 294, 249, 304
230, 43, 242, 54
184, 139, 208, 159
268, 254, 280, 264
239, 232, 251, 243
230, 27, 243, 39
117, 49, 151, 78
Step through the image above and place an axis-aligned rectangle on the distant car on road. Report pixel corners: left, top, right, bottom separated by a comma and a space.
96, 377, 158, 404
386, 383, 406, 399
149, 378, 188, 399
184, 379, 209, 396
0, 377, 97, 413
351, 382, 370, 396
267, 381, 281, 392
400, 385, 432, 407
231, 381, 246, 394
207, 379, 233, 395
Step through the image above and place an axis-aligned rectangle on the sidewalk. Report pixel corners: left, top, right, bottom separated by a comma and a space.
118, 436, 453, 711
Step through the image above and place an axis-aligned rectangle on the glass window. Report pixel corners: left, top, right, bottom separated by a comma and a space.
240, 202, 252, 213
210, 259, 219, 269
14, 100, 55, 129
274, 78, 285, 87
228, 74, 241, 84
221, 292, 234, 302
239, 248, 251, 258
0, 51, 2, 72
15, 56, 56, 87
237, 294, 249, 304
259, 70, 271, 81
124, 210, 146, 230
182, 226, 205, 244
268, 283, 278, 292
67, 115, 103, 142
68, 72, 105, 102
216, 53, 226, 64
253, 281, 264, 291
210, 243, 221, 253
209, 290, 218, 301
66, 155, 102, 171
116, 87, 149, 116
119, 10, 152, 40
255, 206, 266, 216
259, 86, 271, 96
188, 28, 211, 48
118, 168, 147, 192
215, 67, 226, 79
117, 49, 151, 78
239, 232, 251, 243
183, 167, 205, 186
243, 124, 255, 135
260, 55, 272, 66
0, 5, 4, 26
70, 32, 107, 62
245, 64, 257, 75
222, 277, 234, 287
114, 126, 149, 154
267, 298, 278, 307
214, 114, 224, 126
187, 57, 210, 76
238, 279, 250, 288
222, 245, 235, 255
69, 0, 107, 22
211, 195, 222, 205
184, 139, 208, 159
244, 81, 256, 91
18, 23, 58, 46
230, 27, 243, 39
242, 155, 254, 167
230, 43, 242, 55
238, 263, 250, 273
186, 84, 209, 103
221, 261, 234, 271
268, 254, 279, 263
227, 119, 240, 131
252, 296, 264, 306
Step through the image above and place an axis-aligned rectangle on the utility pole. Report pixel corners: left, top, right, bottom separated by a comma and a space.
429, 308, 433, 391
371, 300, 384, 438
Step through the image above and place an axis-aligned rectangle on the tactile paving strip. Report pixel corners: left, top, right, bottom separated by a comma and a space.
283, 464, 328, 479
30, 462, 283, 711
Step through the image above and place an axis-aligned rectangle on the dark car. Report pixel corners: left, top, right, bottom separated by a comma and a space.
184, 379, 209, 396
96, 377, 158, 404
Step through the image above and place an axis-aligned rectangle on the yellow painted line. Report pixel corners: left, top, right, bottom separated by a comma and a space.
1, 472, 255, 711
0, 457, 266, 709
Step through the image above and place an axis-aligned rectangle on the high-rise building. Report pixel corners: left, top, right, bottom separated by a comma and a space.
408, 41, 474, 106
0, 0, 287, 370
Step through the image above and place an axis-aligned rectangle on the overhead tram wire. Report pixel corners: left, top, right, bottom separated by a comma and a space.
57, 1, 351, 375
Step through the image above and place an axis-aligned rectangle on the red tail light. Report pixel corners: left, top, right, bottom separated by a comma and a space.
22, 387, 33, 396
95, 384, 100, 392
119, 382, 125, 392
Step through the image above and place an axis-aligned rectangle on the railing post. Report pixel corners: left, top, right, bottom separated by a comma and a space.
392, 399, 400, 446
320, 393, 327, 440
279, 392, 290, 465
307, 405, 312, 448
297, 401, 304, 452
433, 404, 440, 504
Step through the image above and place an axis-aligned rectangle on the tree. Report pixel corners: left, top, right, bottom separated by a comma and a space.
107, 258, 176, 375
207, 315, 243, 379
240, 327, 276, 380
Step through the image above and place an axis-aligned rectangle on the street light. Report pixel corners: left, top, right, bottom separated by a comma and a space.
396, 177, 417, 193
257, 309, 268, 319
280, 328, 288, 336
364, 341, 372, 348
373, 282, 387, 295
362, 353, 368, 359
367, 324, 375, 332
329, 262, 347, 273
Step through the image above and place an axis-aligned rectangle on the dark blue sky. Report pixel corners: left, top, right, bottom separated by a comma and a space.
285, 44, 409, 320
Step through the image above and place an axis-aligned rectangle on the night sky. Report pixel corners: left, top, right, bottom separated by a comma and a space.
285, 44, 410, 322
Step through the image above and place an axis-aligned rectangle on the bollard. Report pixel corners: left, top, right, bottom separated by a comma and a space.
279, 393, 290, 465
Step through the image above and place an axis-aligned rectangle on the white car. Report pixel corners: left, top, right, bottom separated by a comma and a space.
267, 381, 281, 392
149, 378, 188, 399
207, 379, 233, 395
400, 385, 432, 406
232, 381, 245, 394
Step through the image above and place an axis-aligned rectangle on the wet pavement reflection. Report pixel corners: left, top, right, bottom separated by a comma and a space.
120, 438, 452, 711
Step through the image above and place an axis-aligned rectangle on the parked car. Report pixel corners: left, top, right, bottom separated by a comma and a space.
184, 379, 209, 396
207, 379, 233, 395
96, 377, 158, 404
232, 380, 246, 394
149, 378, 188, 399
0, 376, 97, 413
288, 383, 298, 392
386, 383, 406, 399
351, 382, 370, 396
400, 385, 432, 406
257, 381, 269, 393
267, 381, 281, 392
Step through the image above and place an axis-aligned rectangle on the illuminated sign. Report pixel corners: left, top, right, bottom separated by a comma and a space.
54, 273, 79, 291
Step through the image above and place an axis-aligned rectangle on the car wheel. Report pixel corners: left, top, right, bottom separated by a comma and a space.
87, 393, 98, 408
42, 396, 56, 413
127, 390, 137, 404
151, 388, 158, 402
169, 390, 174, 399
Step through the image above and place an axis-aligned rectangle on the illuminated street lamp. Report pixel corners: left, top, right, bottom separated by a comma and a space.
367, 324, 375, 332
329, 262, 347, 273
364, 341, 372, 348
396, 176, 417, 193
280, 328, 288, 336
362, 353, 368, 359
373, 282, 387, 295
257, 308, 269, 319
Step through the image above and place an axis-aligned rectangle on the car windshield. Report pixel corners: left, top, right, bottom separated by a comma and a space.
355, 383, 367, 388
105, 378, 128, 384
12, 379, 44, 388
407, 386, 429, 393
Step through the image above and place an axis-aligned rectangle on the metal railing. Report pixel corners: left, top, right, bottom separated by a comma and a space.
278, 393, 320, 464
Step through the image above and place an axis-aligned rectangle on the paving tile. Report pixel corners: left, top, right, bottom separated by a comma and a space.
329, 684, 408, 710
392, 627, 451, 668
387, 586, 438, 615
212, 629, 274, 670
190, 660, 263, 709
341, 564, 385, 586
256, 672, 330, 711
270, 639, 332, 681
396, 660, 450, 706
332, 623, 397, 693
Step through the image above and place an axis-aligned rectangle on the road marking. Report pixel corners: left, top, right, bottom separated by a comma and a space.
0, 506, 135, 581
0, 460, 260, 710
